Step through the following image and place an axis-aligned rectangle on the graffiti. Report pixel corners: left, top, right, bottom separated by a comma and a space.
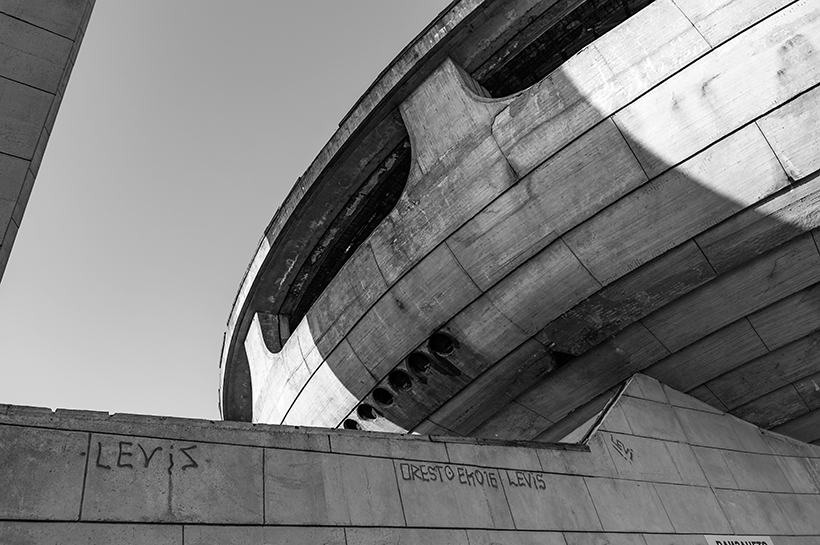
610, 434, 633, 462
399, 462, 499, 489
503, 469, 547, 490
95, 440, 199, 471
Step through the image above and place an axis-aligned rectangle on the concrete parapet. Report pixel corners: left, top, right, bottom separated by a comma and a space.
1, 375, 819, 543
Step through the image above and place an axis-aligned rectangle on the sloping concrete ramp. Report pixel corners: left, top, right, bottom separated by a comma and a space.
2, 375, 819, 544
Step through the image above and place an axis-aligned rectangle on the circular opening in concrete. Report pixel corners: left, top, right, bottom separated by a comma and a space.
408, 352, 431, 374
357, 403, 378, 420
373, 387, 394, 406
389, 370, 413, 391
429, 332, 456, 356
343, 419, 360, 430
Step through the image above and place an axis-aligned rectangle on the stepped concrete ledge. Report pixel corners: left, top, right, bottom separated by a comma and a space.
2, 374, 819, 544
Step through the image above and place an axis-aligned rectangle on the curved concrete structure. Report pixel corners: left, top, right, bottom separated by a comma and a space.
222, 0, 820, 447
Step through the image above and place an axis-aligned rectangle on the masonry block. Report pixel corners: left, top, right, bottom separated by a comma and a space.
82, 434, 263, 524
0, 425, 87, 520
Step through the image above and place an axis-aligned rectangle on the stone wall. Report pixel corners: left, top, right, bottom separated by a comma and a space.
2, 375, 819, 544
0, 0, 95, 282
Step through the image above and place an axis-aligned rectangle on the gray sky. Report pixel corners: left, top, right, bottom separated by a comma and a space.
0, 1, 452, 420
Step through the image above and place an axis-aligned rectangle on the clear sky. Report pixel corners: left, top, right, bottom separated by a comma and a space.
0, 1, 452, 420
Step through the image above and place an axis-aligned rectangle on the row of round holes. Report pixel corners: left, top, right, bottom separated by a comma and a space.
343, 332, 456, 430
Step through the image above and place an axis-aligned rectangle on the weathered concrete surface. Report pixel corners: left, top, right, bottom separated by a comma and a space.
2, 375, 820, 543
236, 0, 820, 452
0, 0, 94, 283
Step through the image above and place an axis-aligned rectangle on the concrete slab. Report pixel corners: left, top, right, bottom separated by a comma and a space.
757, 84, 820, 181
0, 522, 181, 545
468, 529, 567, 545
564, 533, 647, 545
0, 425, 87, 520
445, 442, 542, 471
330, 433, 448, 463
82, 434, 263, 524
776, 455, 820, 494
692, 447, 739, 488
602, 432, 683, 484
503, 471, 602, 531
0, 13, 72, 92
721, 450, 792, 492
584, 478, 674, 533
347, 528, 469, 545
395, 459, 514, 528
265, 449, 403, 526
0, 77, 51, 159
653, 483, 732, 534
559, 433, 618, 478
674, 408, 742, 449
664, 442, 708, 486
715, 489, 796, 535
0, 0, 88, 39
771, 492, 820, 534
184, 525, 345, 545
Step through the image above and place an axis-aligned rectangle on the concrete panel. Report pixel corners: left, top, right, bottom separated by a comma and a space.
675, 409, 741, 450
0, 0, 88, 39
565, 534, 646, 545
329, 433, 448, 463
82, 434, 263, 523
773, 492, 820, 534
654, 483, 732, 534
266, 449, 403, 526
468, 530, 566, 545
614, 0, 820, 178
692, 447, 739, 489
642, 234, 820, 352
619, 397, 686, 443
0, 13, 72, 92
0, 425, 87, 520
370, 133, 515, 286
721, 450, 792, 492
0, 77, 52, 159
308, 241, 387, 357
758, 85, 820, 181
470, 400, 552, 442
449, 118, 645, 290
445, 442, 542, 471
485, 238, 600, 335
493, 0, 707, 176
0, 522, 181, 545
0, 152, 28, 201
347, 528, 469, 545
282, 343, 376, 428
750, 282, 820, 350
184, 526, 345, 545
716, 489, 796, 535
674, 0, 792, 46
503, 471, 602, 531
645, 319, 768, 392
665, 441, 708, 486
347, 243, 482, 378
564, 124, 788, 285
395, 459, 514, 528
776, 453, 820, 494
584, 478, 674, 533
602, 432, 683, 485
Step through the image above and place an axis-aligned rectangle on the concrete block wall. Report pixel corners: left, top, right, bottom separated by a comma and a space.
0, 0, 94, 282
2, 374, 819, 544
